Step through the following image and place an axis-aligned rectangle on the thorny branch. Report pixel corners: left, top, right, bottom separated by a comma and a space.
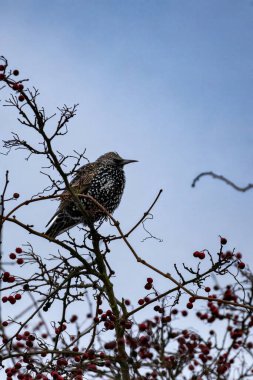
1, 56, 253, 380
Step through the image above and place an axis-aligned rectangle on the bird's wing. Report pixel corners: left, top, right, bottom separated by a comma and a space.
59, 162, 98, 208
65, 162, 97, 194
45, 162, 98, 228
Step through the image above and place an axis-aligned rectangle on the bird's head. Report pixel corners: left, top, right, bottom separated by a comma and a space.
97, 152, 138, 167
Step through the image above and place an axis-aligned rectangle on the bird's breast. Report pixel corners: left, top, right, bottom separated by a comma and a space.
87, 167, 125, 213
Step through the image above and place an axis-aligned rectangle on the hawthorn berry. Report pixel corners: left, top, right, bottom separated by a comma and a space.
8, 296, 16, 304
144, 283, 152, 290
2, 296, 8, 303
187, 302, 193, 309
205, 287, 211, 293
15, 247, 22, 253
70, 314, 78, 323
12, 83, 19, 91
87, 363, 97, 371
18, 95, 25, 102
138, 299, 144, 305
17, 258, 24, 265
238, 262, 245, 270
220, 237, 227, 245
0, 65, 5, 71
104, 341, 116, 350
138, 323, 147, 331
13, 69, 19, 76
9, 253, 16, 260
13, 192, 20, 199
0, 73, 5, 80
15, 294, 22, 300
125, 299, 130, 305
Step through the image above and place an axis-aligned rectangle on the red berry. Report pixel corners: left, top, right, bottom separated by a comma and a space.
8, 296, 16, 304
147, 277, 153, 283
205, 287, 211, 293
13, 69, 19, 76
16, 247, 22, 253
138, 323, 147, 331
193, 251, 200, 257
12, 83, 19, 91
2, 296, 8, 303
8, 276, 15, 283
0, 73, 5, 80
15, 294, 22, 300
125, 299, 130, 305
18, 95, 25, 102
144, 283, 152, 290
3, 272, 10, 278
138, 299, 144, 305
238, 262, 245, 270
189, 296, 196, 303
13, 193, 20, 199
198, 252, 205, 260
182, 310, 188, 316
104, 341, 117, 350
2, 321, 8, 327
0, 65, 5, 71
220, 237, 227, 245
236, 252, 242, 259
17, 258, 24, 265
70, 314, 78, 323
187, 302, 193, 309
87, 363, 97, 372
9, 253, 16, 260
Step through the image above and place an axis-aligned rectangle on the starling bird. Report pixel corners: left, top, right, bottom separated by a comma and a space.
45, 152, 137, 238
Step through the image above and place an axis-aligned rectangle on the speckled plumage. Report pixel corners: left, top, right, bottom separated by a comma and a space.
45, 152, 137, 238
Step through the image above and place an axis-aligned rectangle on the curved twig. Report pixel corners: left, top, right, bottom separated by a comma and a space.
192, 171, 253, 192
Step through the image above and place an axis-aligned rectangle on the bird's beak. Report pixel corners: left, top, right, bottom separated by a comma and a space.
121, 159, 138, 166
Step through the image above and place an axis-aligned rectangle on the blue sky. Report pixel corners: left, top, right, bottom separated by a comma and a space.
1, 0, 253, 329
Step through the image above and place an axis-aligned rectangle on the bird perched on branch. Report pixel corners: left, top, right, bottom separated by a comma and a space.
45, 152, 138, 238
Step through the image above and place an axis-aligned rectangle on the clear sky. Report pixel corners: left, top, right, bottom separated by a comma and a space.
1, 0, 253, 329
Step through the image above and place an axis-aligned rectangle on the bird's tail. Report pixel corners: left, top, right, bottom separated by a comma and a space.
45, 213, 78, 239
